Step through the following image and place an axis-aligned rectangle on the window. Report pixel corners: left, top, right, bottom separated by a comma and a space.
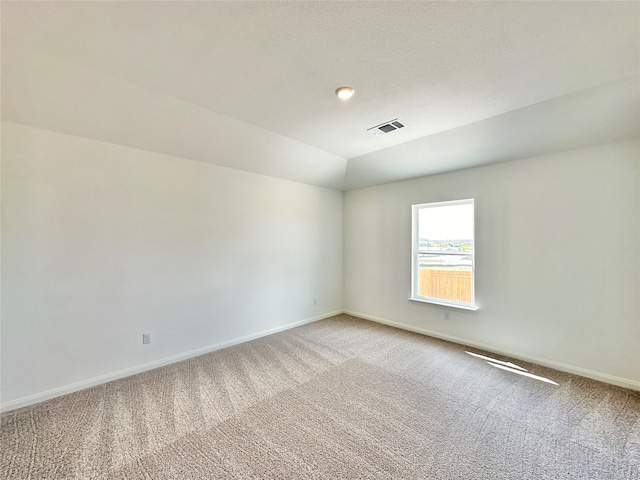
410, 199, 477, 310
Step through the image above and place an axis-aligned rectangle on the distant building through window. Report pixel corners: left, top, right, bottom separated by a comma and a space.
410, 199, 477, 310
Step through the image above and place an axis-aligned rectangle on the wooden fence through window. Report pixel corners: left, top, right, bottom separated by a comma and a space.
419, 268, 472, 304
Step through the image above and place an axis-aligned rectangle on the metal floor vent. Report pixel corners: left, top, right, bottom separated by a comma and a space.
367, 118, 406, 136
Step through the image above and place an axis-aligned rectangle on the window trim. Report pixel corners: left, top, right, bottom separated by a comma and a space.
410, 198, 478, 311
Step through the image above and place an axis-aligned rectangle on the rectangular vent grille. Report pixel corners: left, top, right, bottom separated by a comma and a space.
367, 118, 406, 136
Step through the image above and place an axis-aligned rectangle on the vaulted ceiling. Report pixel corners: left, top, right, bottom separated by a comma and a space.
2, 1, 639, 190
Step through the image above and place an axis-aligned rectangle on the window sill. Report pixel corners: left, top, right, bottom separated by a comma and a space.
408, 297, 479, 311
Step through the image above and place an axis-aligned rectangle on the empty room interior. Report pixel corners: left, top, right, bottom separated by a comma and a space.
1, 1, 639, 479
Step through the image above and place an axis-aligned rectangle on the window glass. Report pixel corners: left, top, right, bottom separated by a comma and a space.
411, 199, 476, 309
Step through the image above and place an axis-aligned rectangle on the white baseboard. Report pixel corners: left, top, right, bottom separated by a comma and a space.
344, 309, 640, 392
1, 310, 342, 412
5, 308, 637, 412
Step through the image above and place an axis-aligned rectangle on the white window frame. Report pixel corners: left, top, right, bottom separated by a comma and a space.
410, 198, 478, 311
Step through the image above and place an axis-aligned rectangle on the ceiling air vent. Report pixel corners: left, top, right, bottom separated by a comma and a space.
367, 118, 406, 136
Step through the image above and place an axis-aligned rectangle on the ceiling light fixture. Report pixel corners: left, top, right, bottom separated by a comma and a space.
335, 86, 355, 100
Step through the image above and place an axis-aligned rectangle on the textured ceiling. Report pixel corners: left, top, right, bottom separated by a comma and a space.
2, 1, 639, 190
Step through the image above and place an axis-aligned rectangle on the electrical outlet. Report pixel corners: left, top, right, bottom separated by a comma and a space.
313, 298, 317, 306
142, 333, 151, 344
443, 311, 450, 321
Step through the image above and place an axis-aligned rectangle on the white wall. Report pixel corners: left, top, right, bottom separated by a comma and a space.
1, 122, 343, 407
3, 123, 638, 408
344, 141, 640, 387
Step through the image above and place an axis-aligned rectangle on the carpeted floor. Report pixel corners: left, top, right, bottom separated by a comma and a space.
2, 314, 639, 479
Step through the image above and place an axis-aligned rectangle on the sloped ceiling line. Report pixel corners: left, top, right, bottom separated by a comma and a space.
2, 1, 639, 190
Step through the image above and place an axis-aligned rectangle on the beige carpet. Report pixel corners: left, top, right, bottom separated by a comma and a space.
2, 314, 639, 479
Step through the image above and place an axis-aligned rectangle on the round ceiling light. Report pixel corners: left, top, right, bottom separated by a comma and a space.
335, 86, 355, 100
